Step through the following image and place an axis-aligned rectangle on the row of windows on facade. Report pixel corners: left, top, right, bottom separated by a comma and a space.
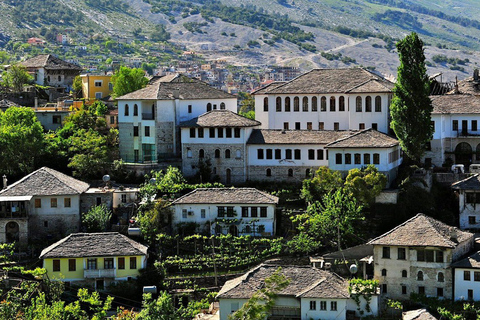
452, 120, 479, 132
124, 104, 155, 119
126, 102, 228, 116
52, 257, 137, 272
133, 126, 151, 137
335, 153, 381, 165
381, 284, 444, 297
381, 268, 445, 282
45, 75, 63, 83
35, 198, 71, 208
190, 127, 241, 139
257, 148, 328, 161
186, 148, 241, 159
382, 247, 444, 262
264, 96, 383, 113
218, 206, 268, 218
284, 122, 378, 131
309, 301, 337, 311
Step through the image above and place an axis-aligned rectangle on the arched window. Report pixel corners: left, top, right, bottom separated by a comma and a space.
263, 97, 269, 111
312, 97, 318, 111
381, 269, 387, 276
207, 103, 212, 112
402, 270, 407, 278
285, 97, 291, 112
417, 271, 424, 281
225, 149, 231, 158
438, 272, 444, 282
266, 168, 272, 177
321, 96, 327, 111
330, 96, 336, 111
276, 97, 282, 112
215, 149, 220, 158
294, 97, 299, 111
133, 104, 138, 116
339, 96, 345, 111
375, 96, 382, 112
199, 149, 205, 158
356, 96, 362, 112
124, 104, 129, 116
220, 102, 226, 110
245, 225, 251, 233
288, 169, 293, 177
58, 75, 61, 81
236, 150, 241, 159
365, 96, 372, 112
302, 97, 308, 112
187, 149, 192, 158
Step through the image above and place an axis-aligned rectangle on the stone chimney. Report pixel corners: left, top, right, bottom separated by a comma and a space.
450, 228, 457, 242
474, 69, 479, 82
173, 88, 180, 99
34, 97, 38, 110
2, 175, 7, 189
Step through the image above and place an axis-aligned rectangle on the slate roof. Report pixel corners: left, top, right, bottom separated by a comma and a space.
455, 76, 480, 95
39, 232, 148, 259
368, 213, 473, 248
117, 74, 235, 100
263, 68, 393, 94
251, 81, 286, 95
452, 174, 480, 190
217, 264, 350, 299
20, 54, 82, 70
403, 309, 438, 320
0, 99, 21, 109
431, 94, 480, 114
325, 128, 399, 148
180, 110, 261, 127
247, 129, 354, 145
451, 251, 480, 269
172, 188, 279, 205
0, 167, 90, 197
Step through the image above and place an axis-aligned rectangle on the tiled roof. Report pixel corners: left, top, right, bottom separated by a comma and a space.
180, 110, 261, 128
451, 251, 480, 269
431, 94, 480, 114
217, 264, 349, 299
452, 174, 480, 190
368, 213, 473, 248
325, 128, 399, 148
39, 232, 148, 258
0, 167, 90, 197
0, 99, 21, 109
247, 129, 353, 145
117, 74, 235, 100
251, 82, 286, 95
265, 68, 393, 94
172, 188, 279, 205
403, 309, 438, 320
454, 76, 480, 95
20, 54, 82, 70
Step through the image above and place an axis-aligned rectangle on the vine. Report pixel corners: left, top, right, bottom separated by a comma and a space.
348, 279, 379, 314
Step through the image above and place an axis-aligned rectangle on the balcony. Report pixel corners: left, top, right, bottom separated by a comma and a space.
84, 268, 116, 278
0, 210, 27, 219
456, 130, 480, 137
142, 113, 154, 120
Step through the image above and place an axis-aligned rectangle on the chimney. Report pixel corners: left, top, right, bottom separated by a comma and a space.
34, 97, 38, 110
173, 88, 180, 99
2, 175, 7, 189
474, 69, 479, 82
454, 76, 459, 94
450, 229, 457, 241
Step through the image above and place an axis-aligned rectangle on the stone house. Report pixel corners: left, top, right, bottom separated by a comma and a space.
217, 263, 379, 320
171, 188, 278, 236
368, 213, 474, 300
452, 250, 480, 301
452, 174, 480, 230
39, 232, 148, 290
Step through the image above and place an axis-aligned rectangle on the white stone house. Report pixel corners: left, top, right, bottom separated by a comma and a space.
368, 213, 474, 300
0, 167, 90, 244
116, 74, 237, 163
217, 264, 379, 320
452, 251, 480, 301
171, 188, 279, 236
452, 174, 480, 230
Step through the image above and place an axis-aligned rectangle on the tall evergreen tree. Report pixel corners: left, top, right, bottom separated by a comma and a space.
390, 32, 433, 163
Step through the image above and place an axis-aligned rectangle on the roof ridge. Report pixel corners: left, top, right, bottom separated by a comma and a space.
422, 214, 456, 247
368, 213, 424, 244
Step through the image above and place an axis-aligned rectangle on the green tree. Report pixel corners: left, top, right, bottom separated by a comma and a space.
2, 64, 33, 92
82, 204, 112, 232
390, 32, 433, 162
68, 129, 110, 178
138, 292, 179, 320
344, 165, 387, 206
72, 75, 83, 99
136, 200, 172, 246
300, 166, 343, 204
111, 66, 148, 98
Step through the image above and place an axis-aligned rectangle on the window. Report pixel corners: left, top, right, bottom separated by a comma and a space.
44, 221, 48, 228
398, 248, 406, 260
118, 257, 125, 270
94, 80, 102, 87
276, 97, 282, 112
130, 257, 137, 269
145, 127, 150, 138
373, 153, 380, 165
218, 128, 224, 138
294, 97, 299, 111
317, 149, 324, 160
330, 96, 336, 111
35, 199, 41, 208
356, 96, 362, 112
263, 97, 268, 111
354, 153, 361, 164
375, 96, 382, 112
242, 207, 249, 218
124, 104, 129, 116
199, 149, 205, 158
188, 105, 192, 113
198, 128, 204, 138
381, 269, 387, 276
436, 251, 443, 263
321, 96, 326, 111
402, 285, 407, 295
339, 96, 345, 111
226, 128, 232, 138
419, 286, 425, 295
308, 149, 315, 160
121, 194, 127, 203
382, 284, 388, 294
58, 75, 61, 82
234, 128, 240, 138
465, 271, 471, 281
227, 206, 234, 217
294, 149, 301, 160
334, 122, 339, 131
53, 115, 61, 124
295, 122, 301, 130
320, 301, 326, 310
473, 120, 478, 131
266, 168, 272, 177
382, 247, 390, 259
437, 288, 444, 297
251, 207, 258, 217
284, 122, 289, 130
288, 169, 293, 177
303, 97, 309, 111
275, 149, 281, 159
364, 153, 370, 165
345, 153, 352, 164
475, 271, 480, 281
257, 149, 264, 159
69, 259, 76, 271
64, 198, 71, 207
236, 150, 241, 159
359, 123, 365, 130
207, 103, 212, 112
469, 216, 476, 224
53, 259, 60, 272
336, 153, 342, 165
312, 97, 318, 111
190, 128, 196, 138
51, 198, 57, 208
418, 271, 424, 281
319, 122, 324, 130
402, 270, 408, 278
110, 116, 115, 124
453, 120, 458, 131
469, 290, 474, 300
182, 209, 187, 219
215, 149, 220, 158
200, 209, 206, 219
310, 301, 316, 310
225, 149, 231, 158
286, 149, 292, 159
331, 301, 337, 311
307, 122, 312, 130
133, 104, 138, 116
187, 149, 192, 158
372, 123, 378, 130
87, 258, 97, 270
260, 207, 267, 218
133, 126, 139, 137
266, 149, 273, 159
285, 97, 291, 112
365, 96, 372, 112
438, 272, 444, 282
209, 128, 215, 138
220, 102, 226, 110
105, 258, 114, 269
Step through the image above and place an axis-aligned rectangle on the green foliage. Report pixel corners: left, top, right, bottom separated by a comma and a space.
238, 92, 255, 114
300, 166, 343, 204
82, 204, 112, 232
136, 200, 172, 245
390, 32, 433, 162
72, 75, 83, 99
349, 279, 379, 313
2, 64, 33, 92
68, 129, 110, 178
373, 10, 422, 29
344, 165, 387, 206
239, 110, 255, 120
183, 22, 208, 34
111, 66, 148, 98
285, 232, 322, 255
138, 292, 179, 320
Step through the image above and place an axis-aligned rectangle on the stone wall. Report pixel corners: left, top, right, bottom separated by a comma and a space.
29, 214, 80, 241
80, 192, 113, 213
0, 218, 28, 244
247, 165, 312, 183
156, 121, 175, 157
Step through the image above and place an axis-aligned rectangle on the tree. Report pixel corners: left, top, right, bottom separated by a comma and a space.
82, 204, 112, 232
344, 165, 387, 206
390, 32, 433, 162
2, 64, 33, 92
72, 75, 83, 99
300, 166, 343, 204
111, 66, 148, 98
136, 200, 172, 246
138, 292, 179, 320
68, 129, 110, 178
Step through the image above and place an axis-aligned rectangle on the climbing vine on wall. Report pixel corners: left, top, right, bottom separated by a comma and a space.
348, 279, 379, 314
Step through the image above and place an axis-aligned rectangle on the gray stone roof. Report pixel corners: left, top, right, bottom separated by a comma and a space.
172, 188, 279, 205
403, 309, 438, 320
117, 74, 235, 100
247, 129, 353, 145
451, 251, 480, 269
20, 54, 82, 70
251, 81, 286, 95
452, 174, 480, 190
217, 264, 349, 299
0, 99, 21, 109
368, 213, 473, 248
455, 76, 480, 95
325, 128, 399, 148
39, 232, 148, 259
431, 94, 480, 114
263, 68, 393, 94
0, 167, 90, 197
180, 110, 261, 128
